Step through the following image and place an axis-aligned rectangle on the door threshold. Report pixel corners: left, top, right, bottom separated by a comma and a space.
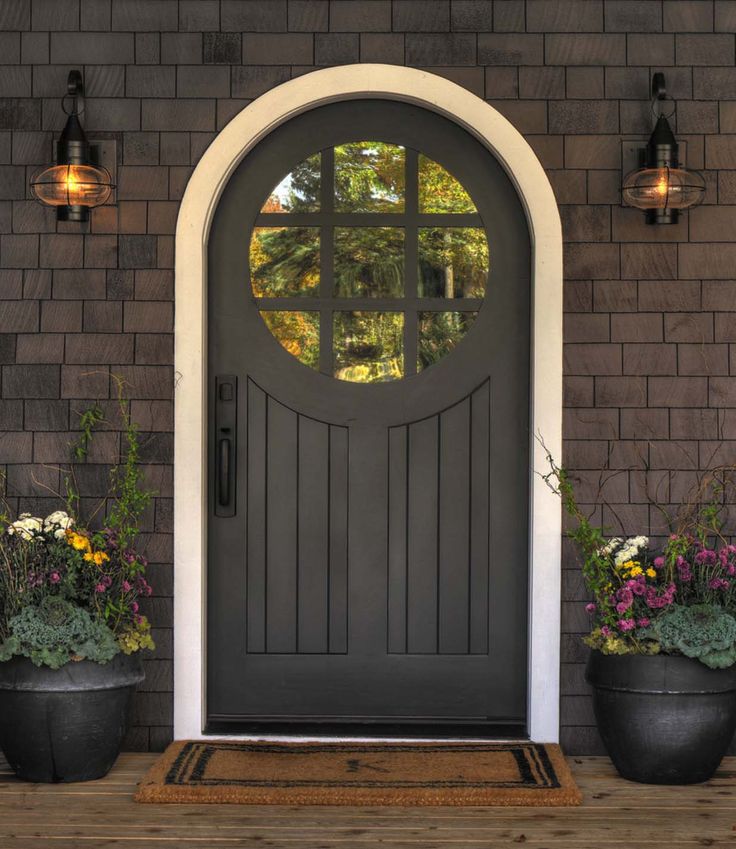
200, 733, 531, 744
203, 721, 528, 742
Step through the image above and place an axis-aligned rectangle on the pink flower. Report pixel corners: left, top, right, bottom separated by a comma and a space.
131, 602, 139, 613
637, 617, 651, 628
600, 626, 612, 637
95, 583, 106, 593
653, 556, 665, 569
709, 577, 730, 591
616, 601, 632, 614
585, 603, 596, 614
122, 580, 132, 592
49, 572, 60, 584
617, 618, 636, 632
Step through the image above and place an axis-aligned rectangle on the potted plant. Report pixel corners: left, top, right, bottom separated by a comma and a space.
545, 454, 736, 785
0, 387, 155, 783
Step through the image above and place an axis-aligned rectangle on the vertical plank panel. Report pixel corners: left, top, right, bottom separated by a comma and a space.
407, 415, 439, 653
266, 396, 298, 653
297, 416, 329, 653
438, 399, 471, 654
246, 380, 266, 653
387, 425, 408, 653
470, 381, 490, 654
328, 425, 349, 653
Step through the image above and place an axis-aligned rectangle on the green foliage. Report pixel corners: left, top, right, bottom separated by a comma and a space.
644, 604, 736, 669
0, 597, 119, 669
92, 376, 153, 550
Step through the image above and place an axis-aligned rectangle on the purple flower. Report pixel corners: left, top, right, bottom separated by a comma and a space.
616, 601, 632, 614
95, 583, 106, 593
617, 618, 636, 632
122, 580, 132, 592
49, 571, 60, 584
637, 617, 651, 628
709, 577, 730, 591
131, 601, 139, 613
695, 549, 717, 566
653, 556, 665, 569
600, 626, 612, 637
585, 603, 596, 614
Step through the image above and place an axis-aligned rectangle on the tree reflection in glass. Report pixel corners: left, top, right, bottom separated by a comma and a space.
418, 228, 488, 298
250, 227, 320, 297
261, 153, 320, 213
334, 312, 404, 382
334, 227, 404, 297
418, 155, 477, 213
335, 142, 405, 213
417, 312, 478, 372
260, 311, 320, 370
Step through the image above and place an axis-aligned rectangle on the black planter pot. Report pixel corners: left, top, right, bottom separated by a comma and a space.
586, 650, 736, 785
0, 653, 144, 783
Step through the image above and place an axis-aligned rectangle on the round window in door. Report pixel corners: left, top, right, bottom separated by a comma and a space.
249, 144, 489, 382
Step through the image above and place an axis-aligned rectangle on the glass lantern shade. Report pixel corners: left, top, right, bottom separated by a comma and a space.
622, 165, 705, 212
31, 163, 113, 219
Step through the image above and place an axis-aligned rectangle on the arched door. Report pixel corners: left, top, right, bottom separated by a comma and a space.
207, 99, 531, 733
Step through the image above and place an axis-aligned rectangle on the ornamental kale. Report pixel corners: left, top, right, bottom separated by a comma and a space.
0, 597, 119, 669
643, 605, 736, 670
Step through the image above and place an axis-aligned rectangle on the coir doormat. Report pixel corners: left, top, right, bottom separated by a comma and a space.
135, 740, 581, 806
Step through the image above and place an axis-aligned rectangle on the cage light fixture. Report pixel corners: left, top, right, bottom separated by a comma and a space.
30, 70, 114, 222
622, 72, 705, 225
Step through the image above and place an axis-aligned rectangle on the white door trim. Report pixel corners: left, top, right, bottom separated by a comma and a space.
174, 64, 563, 742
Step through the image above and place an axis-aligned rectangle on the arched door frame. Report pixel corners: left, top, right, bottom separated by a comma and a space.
174, 64, 562, 742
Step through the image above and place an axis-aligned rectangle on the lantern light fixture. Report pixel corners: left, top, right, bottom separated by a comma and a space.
622, 72, 705, 225
30, 70, 114, 222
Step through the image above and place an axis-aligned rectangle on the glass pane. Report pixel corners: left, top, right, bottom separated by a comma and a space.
333, 311, 404, 383
250, 227, 320, 297
418, 312, 478, 372
418, 227, 488, 298
335, 142, 405, 213
260, 311, 320, 370
261, 153, 320, 213
334, 227, 405, 297
418, 155, 477, 213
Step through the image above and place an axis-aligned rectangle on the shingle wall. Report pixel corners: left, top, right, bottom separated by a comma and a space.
0, 0, 735, 753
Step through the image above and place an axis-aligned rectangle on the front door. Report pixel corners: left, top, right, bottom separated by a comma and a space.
207, 99, 531, 733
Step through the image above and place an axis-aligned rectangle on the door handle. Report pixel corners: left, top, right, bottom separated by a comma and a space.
218, 437, 231, 507
215, 375, 237, 517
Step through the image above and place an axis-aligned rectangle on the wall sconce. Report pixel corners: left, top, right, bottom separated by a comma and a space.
622, 73, 705, 225
30, 70, 114, 222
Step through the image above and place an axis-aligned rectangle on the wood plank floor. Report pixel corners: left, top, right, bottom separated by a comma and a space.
0, 752, 734, 847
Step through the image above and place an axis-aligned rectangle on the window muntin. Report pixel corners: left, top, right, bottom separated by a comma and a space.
251, 143, 488, 383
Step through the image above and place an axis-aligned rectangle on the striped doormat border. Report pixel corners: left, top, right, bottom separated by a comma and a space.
135, 740, 582, 806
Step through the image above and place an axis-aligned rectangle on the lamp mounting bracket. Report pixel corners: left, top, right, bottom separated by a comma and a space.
652, 72, 666, 100
67, 70, 84, 98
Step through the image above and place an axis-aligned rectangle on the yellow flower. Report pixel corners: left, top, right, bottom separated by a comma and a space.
646, 568, 657, 578
83, 550, 109, 566
67, 531, 91, 553
628, 566, 643, 577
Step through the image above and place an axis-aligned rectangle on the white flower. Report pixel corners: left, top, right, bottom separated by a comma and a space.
598, 537, 622, 557
7, 515, 43, 540
43, 511, 74, 537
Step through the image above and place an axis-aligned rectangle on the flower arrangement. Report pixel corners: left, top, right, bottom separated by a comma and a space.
0, 382, 155, 670
545, 452, 736, 669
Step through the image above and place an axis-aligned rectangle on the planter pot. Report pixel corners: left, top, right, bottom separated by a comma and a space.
0, 653, 144, 783
586, 650, 736, 785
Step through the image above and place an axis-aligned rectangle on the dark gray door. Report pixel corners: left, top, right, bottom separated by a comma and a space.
207, 100, 531, 733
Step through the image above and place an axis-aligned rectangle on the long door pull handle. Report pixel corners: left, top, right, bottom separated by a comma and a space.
218, 437, 231, 507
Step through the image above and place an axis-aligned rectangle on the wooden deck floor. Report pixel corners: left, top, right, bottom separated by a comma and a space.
0, 752, 734, 847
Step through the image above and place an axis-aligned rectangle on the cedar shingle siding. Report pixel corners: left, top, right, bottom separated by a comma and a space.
1, 0, 735, 754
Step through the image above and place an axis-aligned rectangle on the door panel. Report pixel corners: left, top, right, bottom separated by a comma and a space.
207, 99, 530, 731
